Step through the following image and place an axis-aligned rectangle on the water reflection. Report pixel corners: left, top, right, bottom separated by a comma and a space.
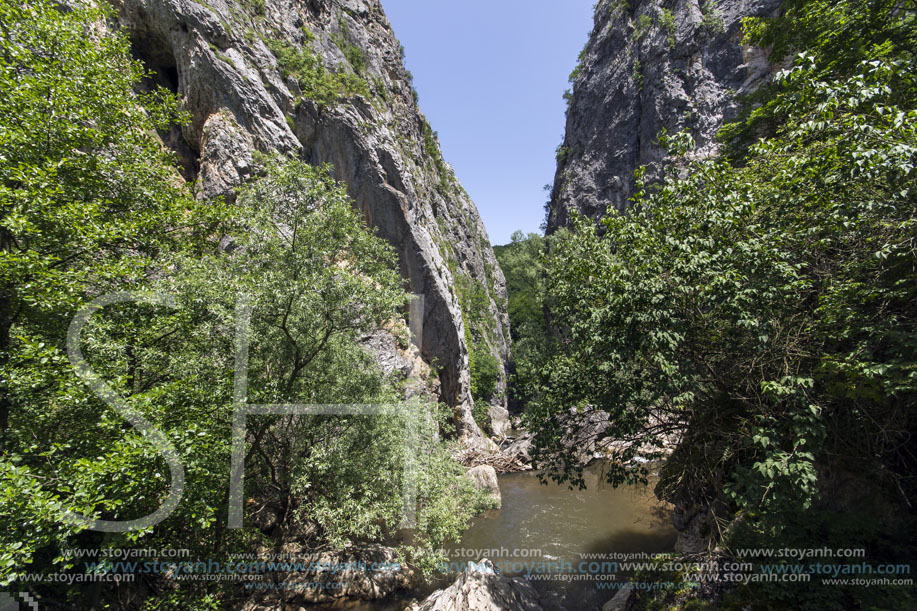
316, 462, 677, 610
447, 462, 677, 609
451, 463, 676, 570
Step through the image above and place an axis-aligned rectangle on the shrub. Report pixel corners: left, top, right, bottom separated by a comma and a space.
469, 345, 500, 426
632, 58, 644, 91
611, 0, 631, 15
634, 13, 653, 41
330, 22, 366, 75
267, 39, 368, 107
659, 8, 676, 48
246, 0, 265, 17
701, 1, 726, 36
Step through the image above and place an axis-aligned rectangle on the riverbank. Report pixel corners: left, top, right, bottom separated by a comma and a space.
310, 460, 675, 611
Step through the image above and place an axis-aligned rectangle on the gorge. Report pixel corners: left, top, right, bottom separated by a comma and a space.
120, 0, 512, 445
2, 0, 915, 610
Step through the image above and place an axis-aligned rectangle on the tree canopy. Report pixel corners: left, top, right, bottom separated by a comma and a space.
529, 1, 917, 607
0, 2, 492, 607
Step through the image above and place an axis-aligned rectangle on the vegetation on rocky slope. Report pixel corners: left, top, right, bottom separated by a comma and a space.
0, 2, 492, 607
526, 1, 917, 608
493, 232, 551, 410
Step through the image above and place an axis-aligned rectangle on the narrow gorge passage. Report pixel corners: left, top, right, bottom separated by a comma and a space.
3, 1, 915, 610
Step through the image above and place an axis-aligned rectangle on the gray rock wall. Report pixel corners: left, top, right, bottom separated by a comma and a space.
544, 0, 788, 555
546, 0, 783, 232
409, 561, 543, 611
116, 0, 509, 441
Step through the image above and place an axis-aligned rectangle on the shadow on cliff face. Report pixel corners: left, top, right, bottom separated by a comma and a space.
128, 21, 201, 182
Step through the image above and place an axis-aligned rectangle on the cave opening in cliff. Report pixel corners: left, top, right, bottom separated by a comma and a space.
128, 28, 200, 182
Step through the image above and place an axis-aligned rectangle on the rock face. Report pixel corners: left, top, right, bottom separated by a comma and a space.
361, 326, 440, 402
602, 588, 636, 611
466, 464, 501, 508
546, 0, 783, 232
116, 0, 509, 441
502, 433, 533, 466
240, 544, 415, 607
486, 404, 511, 438
672, 501, 717, 553
410, 561, 543, 611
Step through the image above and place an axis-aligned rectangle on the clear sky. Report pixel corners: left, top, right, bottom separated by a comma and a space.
381, 1, 595, 246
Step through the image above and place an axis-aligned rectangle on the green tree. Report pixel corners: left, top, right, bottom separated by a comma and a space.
0, 0, 220, 582
161, 157, 490, 580
533, 23, 917, 611
722, 0, 917, 156
0, 3, 490, 604
493, 231, 551, 408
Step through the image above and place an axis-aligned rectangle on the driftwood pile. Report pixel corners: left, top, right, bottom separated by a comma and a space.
457, 446, 531, 473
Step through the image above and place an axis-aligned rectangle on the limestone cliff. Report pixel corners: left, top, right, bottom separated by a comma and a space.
545, 0, 786, 552
114, 0, 509, 441
546, 0, 783, 231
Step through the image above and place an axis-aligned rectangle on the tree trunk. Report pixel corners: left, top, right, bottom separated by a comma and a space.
0, 226, 13, 451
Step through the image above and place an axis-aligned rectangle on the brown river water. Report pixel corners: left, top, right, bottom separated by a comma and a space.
318, 462, 677, 610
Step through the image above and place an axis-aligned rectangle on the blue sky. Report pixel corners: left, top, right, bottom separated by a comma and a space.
381, 1, 595, 246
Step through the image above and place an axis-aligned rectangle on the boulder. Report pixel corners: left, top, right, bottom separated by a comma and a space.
240, 545, 415, 607
409, 560, 543, 611
602, 587, 635, 611
466, 465, 501, 508
487, 404, 511, 438
502, 433, 533, 465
